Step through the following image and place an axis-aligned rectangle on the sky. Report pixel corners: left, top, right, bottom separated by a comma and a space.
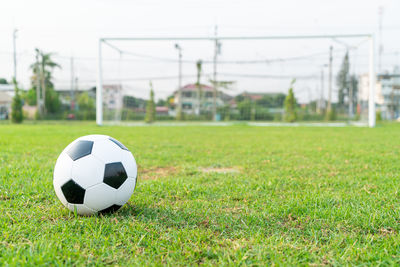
0, 0, 399, 103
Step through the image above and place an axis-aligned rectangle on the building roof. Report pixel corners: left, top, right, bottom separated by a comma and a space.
156, 106, 169, 112
181, 83, 214, 92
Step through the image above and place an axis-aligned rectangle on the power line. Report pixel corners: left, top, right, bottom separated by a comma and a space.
53, 71, 318, 83
218, 72, 318, 80
54, 74, 201, 83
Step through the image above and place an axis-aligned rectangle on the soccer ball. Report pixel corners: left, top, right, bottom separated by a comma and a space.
53, 135, 137, 215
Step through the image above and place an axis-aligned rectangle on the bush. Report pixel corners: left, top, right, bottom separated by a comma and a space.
156, 115, 175, 121
376, 110, 382, 122
237, 100, 252, 120
254, 107, 273, 121
325, 108, 337, 121
145, 86, 156, 123
75, 92, 96, 120
183, 113, 210, 121
274, 113, 283, 122
45, 88, 61, 114
11, 81, 23, 123
217, 105, 231, 121
284, 83, 297, 122
298, 112, 325, 121
22, 89, 37, 106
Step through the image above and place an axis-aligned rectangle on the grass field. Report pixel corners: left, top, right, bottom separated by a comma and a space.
1, 123, 400, 265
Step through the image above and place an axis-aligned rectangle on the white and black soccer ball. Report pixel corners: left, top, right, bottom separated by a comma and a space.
53, 135, 137, 215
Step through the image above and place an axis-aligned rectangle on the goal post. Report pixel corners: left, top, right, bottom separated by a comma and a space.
96, 34, 376, 127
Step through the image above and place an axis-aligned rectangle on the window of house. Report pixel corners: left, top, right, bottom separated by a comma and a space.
183, 103, 192, 109
183, 91, 193, 98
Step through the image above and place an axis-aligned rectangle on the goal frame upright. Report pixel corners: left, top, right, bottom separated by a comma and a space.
96, 34, 376, 127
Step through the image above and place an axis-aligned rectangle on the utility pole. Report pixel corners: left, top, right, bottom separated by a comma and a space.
318, 65, 325, 114
212, 25, 219, 121
40, 53, 46, 115
174, 44, 182, 120
70, 56, 75, 110
378, 6, 384, 73
327, 46, 333, 113
13, 29, 18, 82
391, 81, 395, 119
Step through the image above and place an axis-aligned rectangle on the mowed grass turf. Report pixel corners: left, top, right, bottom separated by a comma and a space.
1, 123, 400, 265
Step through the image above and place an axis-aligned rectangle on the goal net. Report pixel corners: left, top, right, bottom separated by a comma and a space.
96, 34, 375, 126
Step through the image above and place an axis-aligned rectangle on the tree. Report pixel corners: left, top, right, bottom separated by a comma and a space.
77, 92, 95, 120
217, 104, 231, 121
175, 107, 183, 121
284, 79, 297, 122
11, 79, 23, 123
348, 75, 358, 117
166, 95, 175, 108
157, 99, 167, 107
27, 48, 61, 115
325, 106, 337, 121
237, 99, 252, 120
256, 93, 286, 108
0, 78, 8, 84
23, 89, 37, 106
234, 94, 245, 103
336, 52, 350, 107
45, 86, 61, 113
196, 60, 202, 86
123, 95, 146, 109
145, 82, 156, 123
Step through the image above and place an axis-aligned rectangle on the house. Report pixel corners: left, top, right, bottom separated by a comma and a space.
103, 84, 123, 110
358, 73, 387, 119
0, 84, 15, 119
172, 83, 231, 115
374, 67, 400, 120
0, 91, 12, 119
156, 106, 169, 116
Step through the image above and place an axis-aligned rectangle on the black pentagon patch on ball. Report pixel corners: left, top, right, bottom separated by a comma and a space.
61, 180, 85, 204
103, 162, 128, 189
109, 137, 129, 151
99, 204, 122, 214
67, 140, 93, 161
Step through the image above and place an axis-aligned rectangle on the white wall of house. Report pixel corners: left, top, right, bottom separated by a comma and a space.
103, 85, 123, 110
358, 74, 384, 105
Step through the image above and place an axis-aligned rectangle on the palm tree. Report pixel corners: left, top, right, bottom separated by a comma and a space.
30, 49, 61, 114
